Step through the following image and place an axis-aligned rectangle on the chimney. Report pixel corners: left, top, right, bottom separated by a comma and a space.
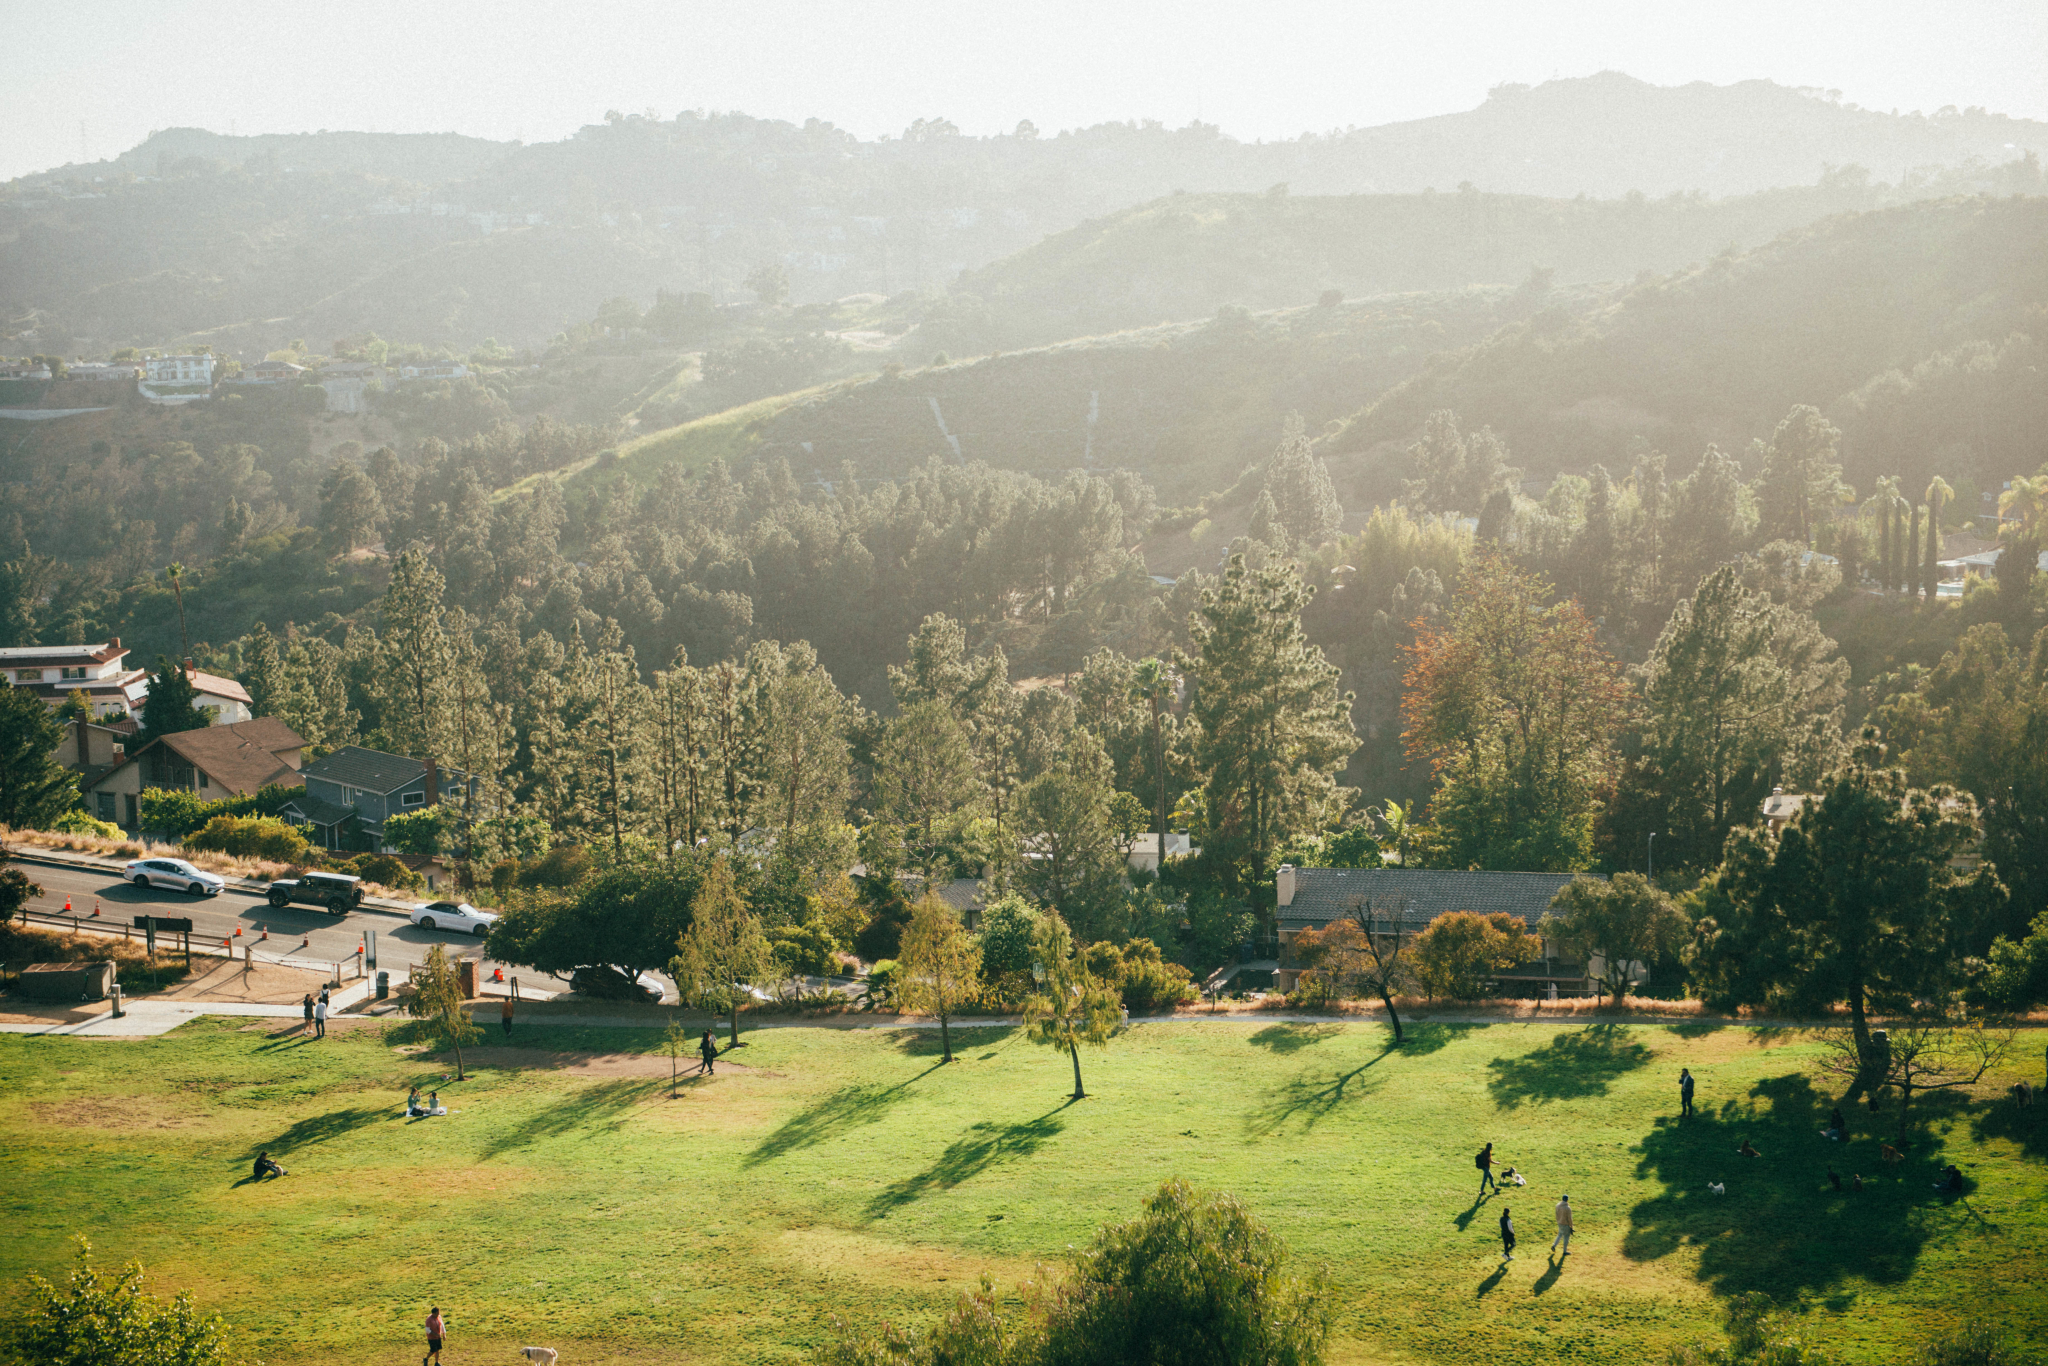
423, 755, 439, 807
1276, 864, 1296, 908
108, 636, 120, 649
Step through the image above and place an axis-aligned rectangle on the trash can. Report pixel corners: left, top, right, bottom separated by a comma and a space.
376, 970, 390, 1000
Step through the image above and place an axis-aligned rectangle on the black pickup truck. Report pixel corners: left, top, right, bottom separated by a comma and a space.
264, 871, 365, 916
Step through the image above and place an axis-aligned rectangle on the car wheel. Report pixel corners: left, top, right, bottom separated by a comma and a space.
473, 923, 489, 936
187, 881, 204, 896
328, 900, 350, 917
267, 892, 288, 908
419, 917, 436, 931
132, 875, 150, 889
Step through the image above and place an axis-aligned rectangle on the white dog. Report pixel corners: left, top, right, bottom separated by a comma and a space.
519, 1349, 558, 1365
1707, 1182, 1726, 1195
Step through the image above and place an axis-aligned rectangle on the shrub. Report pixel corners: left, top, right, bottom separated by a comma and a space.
382, 806, 450, 856
184, 815, 312, 863
137, 788, 212, 840
1080, 937, 1196, 1012
518, 845, 592, 889
771, 921, 841, 977
352, 853, 423, 891
1412, 910, 1537, 999
1286, 969, 1339, 1009
50, 809, 120, 839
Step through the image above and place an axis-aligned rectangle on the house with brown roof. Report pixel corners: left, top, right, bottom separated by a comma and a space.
1, 639, 149, 718
82, 717, 306, 831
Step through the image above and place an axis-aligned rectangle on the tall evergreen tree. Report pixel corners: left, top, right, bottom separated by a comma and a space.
1753, 405, 1848, 545
573, 646, 653, 856
370, 549, 452, 760
1635, 566, 1849, 869
752, 638, 855, 875
0, 686, 77, 827
241, 622, 285, 719
651, 651, 708, 852
439, 608, 512, 849
1265, 414, 1342, 549
136, 656, 212, 746
1180, 553, 1357, 886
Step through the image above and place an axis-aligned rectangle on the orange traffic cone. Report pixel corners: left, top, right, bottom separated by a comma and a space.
259, 925, 269, 941
233, 926, 243, 937
222, 938, 231, 949
300, 935, 310, 949
90, 900, 101, 918
63, 897, 72, 912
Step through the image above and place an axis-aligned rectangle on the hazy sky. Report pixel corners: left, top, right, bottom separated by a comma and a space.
4, 0, 2044, 182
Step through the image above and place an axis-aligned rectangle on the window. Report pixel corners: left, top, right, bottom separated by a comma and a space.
60, 667, 87, 681
16, 669, 42, 682
95, 792, 115, 822
402, 791, 425, 807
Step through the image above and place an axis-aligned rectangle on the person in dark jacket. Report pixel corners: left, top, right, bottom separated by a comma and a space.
1476, 1142, 1498, 1195
301, 993, 314, 1033
1499, 1207, 1516, 1261
252, 1152, 286, 1179
699, 1028, 719, 1076
1679, 1067, 1696, 1119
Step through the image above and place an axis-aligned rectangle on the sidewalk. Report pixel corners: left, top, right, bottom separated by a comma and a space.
0, 1000, 305, 1037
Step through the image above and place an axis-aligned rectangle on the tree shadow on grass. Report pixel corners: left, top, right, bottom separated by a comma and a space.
1248, 1023, 1345, 1053
1487, 1024, 1652, 1108
240, 1105, 386, 1160
744, 1061, 946, 1166
1399, 1021, 1474, 1056
864, 1104, 1072, 1217
1669, 1018, 1731, 1039
887, 1026, 1017, 1056
1245, 1047, 1394, 1137
478, 1078, 663, 1160
1970, 1091, 2046, 1161
1624, 1071, 1935, 1296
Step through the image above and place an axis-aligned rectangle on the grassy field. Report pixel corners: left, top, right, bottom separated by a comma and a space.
3, 1015, 2043, 1365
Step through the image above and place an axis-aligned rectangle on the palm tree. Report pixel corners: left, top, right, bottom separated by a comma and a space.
1369, 798, 1411, 866
164, 562, 189, 659
1923, 476, 1953, 605
1866, 478, 1897, 591
2000, 475, 2048, 537
1132, 658, 1172, 861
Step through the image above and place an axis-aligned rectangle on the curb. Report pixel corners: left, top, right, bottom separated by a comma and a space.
4, 845, 416, 920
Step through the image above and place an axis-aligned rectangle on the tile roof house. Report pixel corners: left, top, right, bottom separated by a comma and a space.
278, 745, 472, 852
0, 639, 149, 718
1273, 865, 1602, 996
81, 717, 306, 831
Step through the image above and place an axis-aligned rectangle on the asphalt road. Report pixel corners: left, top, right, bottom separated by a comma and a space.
12, 857, 503, 978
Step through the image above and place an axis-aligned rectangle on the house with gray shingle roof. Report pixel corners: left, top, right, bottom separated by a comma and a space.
1274, 864, 1608, 996
277, 744, 472, 852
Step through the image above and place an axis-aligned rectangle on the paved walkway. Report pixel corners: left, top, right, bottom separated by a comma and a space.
0, 1000, 305, 1037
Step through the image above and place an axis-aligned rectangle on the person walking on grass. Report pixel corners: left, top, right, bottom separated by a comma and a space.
699, 1028, 718, 1076
1499, 1207, 1516, 1261
1476, 1142, 1498, 1195
423, 1306, 445, 1366
1551, 1194, 1572, 1257
312, 994, 327, 1039
1679, 1067, 1695, 1119
501, 995, 514, 1036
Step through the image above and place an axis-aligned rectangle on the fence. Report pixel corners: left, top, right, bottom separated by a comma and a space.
4, 904, 365, 991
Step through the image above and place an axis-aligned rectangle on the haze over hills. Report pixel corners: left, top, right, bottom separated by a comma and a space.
3, 72, 2043, 355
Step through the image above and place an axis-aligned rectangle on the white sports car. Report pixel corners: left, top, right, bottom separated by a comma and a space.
410, 900, 498, 936
122, 857, 225, 897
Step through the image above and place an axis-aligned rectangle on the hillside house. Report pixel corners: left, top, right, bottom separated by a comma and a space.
1273, 865, 1610, 996
1126, 832, 1197, 873
144, 354, 215, 385
398, 362, 469, 381
53, 714, 129, 791
278, 746, 473, 853
233, 360, 306, 385
0, 362, 53, 380
62, 362, 142, 383
0, 640, 149, 718
82, 717, 305, 831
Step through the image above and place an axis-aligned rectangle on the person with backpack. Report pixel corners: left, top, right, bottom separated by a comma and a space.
1499, 1206, 1516, 1261
699, 1028, 719, 1076
1476, 1141, 1498, 1195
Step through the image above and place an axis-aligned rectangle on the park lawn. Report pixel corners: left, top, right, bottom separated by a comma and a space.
1, 1016, 2043, 1365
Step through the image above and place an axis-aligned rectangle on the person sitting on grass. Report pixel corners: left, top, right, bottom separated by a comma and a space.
407, 1086, 428, 1117
1738, 1138, 1762, 1159
1823, 1108, 1846, 1141
1934, 1164, 1964, 1194
252, 1152, 287, 1179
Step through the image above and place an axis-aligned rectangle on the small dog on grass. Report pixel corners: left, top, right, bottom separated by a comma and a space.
1707, 1182, 1725, 1195
1879, 1143, 1904, 1164
519, 1349, 559, 1365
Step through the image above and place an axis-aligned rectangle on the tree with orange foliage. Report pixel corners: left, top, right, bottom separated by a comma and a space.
1402, 553, 1632, 870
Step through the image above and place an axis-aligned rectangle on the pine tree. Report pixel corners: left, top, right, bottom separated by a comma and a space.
1753, 405, 1848, 545
439, 608, 512, 850
574, 646, 654, 856
136, 656, 211, 746
1178, 553, 1358, 886
370, 549, 452, 759
1264, 414, 1342, 548
652, 652, 708, 852
242, 622, 285, 719
1246, 486, 1289, 555
752, 639, 855, 875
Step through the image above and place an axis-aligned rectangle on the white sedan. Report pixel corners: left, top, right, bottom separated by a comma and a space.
410, 900, 498, 936
122, 857, 225, 897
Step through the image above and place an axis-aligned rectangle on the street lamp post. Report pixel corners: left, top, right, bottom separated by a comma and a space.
1648, 832, 1658, 880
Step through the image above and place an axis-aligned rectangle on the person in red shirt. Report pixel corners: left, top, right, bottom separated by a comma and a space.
423, 1307, 445, 1365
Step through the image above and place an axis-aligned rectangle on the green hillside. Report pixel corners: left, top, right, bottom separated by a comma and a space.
1321, 193, 2048, 499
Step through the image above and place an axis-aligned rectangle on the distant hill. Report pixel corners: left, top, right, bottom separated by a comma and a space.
1321, 193, 2048, 503
3, 74, 2043, 355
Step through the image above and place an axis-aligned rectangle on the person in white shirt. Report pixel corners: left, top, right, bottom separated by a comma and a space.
313, 996, 328, 1039
1551, 1194, 1573, 1256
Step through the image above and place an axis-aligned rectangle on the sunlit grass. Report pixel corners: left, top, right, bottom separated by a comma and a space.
2, 1016, 2041, 1364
